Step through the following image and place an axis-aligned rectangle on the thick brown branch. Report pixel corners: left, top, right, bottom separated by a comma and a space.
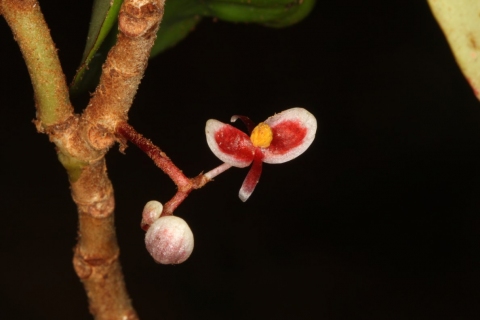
83, 0, 165, 135
67, 1, 166, 317
2, 0, 167, 318
72, 159, 137, 320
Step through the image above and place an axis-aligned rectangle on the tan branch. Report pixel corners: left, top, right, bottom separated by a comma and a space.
84, 0, 165, 136
71, 158, 138, 320
69, 1, 166, 318
2, 0, 166, 319
70, 0, 165, 318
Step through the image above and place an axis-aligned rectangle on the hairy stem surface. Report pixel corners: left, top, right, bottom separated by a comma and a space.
72, 159, 137, 320
84, 0, 166, 133
2, 0, 167, 318
0, 0, 73, 128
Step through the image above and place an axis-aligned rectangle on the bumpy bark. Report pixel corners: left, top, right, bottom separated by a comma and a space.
1, 0, 166, 318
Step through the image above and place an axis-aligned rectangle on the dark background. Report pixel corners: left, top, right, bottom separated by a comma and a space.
1, 0, 480, 319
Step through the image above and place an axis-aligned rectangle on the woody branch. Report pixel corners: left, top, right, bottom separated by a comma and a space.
1, 0, 166, 319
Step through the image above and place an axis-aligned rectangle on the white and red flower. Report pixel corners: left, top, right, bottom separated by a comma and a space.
205, 107, 317, 202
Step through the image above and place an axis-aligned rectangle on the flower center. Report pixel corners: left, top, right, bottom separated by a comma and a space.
250, 122, 273, 148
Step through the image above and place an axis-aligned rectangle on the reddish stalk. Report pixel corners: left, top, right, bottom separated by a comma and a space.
117, 122, 232, 216
116, 122, 191, 189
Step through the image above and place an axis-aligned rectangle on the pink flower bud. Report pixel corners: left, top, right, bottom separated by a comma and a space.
141, 200, 163, 230
145, 215, 194, 264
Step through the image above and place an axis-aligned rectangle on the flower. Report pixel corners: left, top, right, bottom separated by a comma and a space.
142, 200, 194, 264
205, 107, 317, 201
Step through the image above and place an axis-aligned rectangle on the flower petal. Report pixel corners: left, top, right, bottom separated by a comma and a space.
262, 108, 317, 164
206, 119, 255, 168
239, 149, 264, 202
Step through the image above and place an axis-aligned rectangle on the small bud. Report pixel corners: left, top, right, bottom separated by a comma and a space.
141, 200, 163, 230
145, 215, 194, 264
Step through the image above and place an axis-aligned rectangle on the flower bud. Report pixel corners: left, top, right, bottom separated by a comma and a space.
145, 215, 194, 264
141, 200, 163, 230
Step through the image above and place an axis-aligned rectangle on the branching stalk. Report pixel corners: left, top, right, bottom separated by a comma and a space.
2, 0, 232, 317
117, 121, 219, 216
1, 0, 167, 319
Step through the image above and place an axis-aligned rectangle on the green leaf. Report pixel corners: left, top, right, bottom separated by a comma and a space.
428, 0, 480, 100
152, 0, 316, 57
70, 0, 123, 95
151, 0, 204, 57
151, 16, 202, 57
72, 0, 315, 94
201, 0, 315, 27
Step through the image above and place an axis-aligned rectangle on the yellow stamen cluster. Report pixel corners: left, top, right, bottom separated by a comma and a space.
250, 122, 273, 148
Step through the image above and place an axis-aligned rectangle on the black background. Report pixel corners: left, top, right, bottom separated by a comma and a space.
1, 0, 480, 319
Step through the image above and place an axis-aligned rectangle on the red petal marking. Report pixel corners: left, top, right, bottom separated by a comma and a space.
268, 120, 307, 155
215, 125, 255, 163
262, 108, 317, 164
206, 120, 255, 167
239, 149, 264, 202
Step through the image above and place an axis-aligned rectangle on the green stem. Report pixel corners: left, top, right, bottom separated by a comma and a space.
0, 0, 73, 127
